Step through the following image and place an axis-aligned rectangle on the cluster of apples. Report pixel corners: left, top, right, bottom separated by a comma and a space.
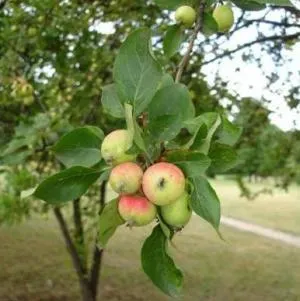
175, 3, 234, 33
101, 130, 192, 228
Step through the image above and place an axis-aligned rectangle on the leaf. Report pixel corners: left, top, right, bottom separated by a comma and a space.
141, 225, 183, 297
184, 113, 221, 154
148, 115, 183, 143
256, 0, 292, 6
101, 84, 124, 118
159, 74, 174, 89
202, 12, 219, 36
98, 198, 124, 247
154, 0, 195, 9
190, 177, 221, 231
163, 25, 184, 58
232, 0, 266, 10
216, 117, 242, 146
208, 143, 238, 173
147, 83, 195, 142
53, 127, 103, 168
34, 167, 101, 204
113, 28, 163, 115
166, 151, 211, 177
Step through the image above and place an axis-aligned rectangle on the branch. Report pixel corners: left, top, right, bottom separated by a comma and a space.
175, 0, 206, 83
89, 180, 107, 299
73, 198, 87, 272
53, 207, 93, 301
202, 32, 300, 66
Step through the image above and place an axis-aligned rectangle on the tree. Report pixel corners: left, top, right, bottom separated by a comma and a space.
0, 0, 298, 301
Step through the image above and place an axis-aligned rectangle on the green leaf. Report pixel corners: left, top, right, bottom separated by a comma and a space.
190, 176, 221, 231
34, 167, 101, 204
147, 83, 195, 142
184, 113, 221, 154
163, 25, 184, 58
141, 225, 183, 297
154, 0, 195, 9
217, 117, 242, 146
208, 143, 238, 173
166, 150, 211, 177
98, 198, 124, 247
53, 127, 103, 168
256, 0, 292, 6
113, 28, 163, 115
159, 74, 174, 89
101, 84, 124, 118
232, 0, 266, 10
202, 12, 219, 36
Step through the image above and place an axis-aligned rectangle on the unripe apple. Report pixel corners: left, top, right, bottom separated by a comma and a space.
161, 192, 192, 228
213, 4, 234, 33
101, 129, 135, 165
175, 5, 196, 27
28, 27, 37, 37
118, 195, 157, 226
142, 162, 185, 206
109, 162, 143, 195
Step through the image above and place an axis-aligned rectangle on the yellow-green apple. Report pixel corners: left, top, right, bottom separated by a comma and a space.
213, 4, 234, 33
101, 129, 135, 165
175, 5, 196, 27
109, 162, 143, 195
161, 192, 192, 228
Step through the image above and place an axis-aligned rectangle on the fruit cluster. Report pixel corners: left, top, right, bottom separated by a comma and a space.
174, 3, 234, 33
11, 77, 34, 106
101, 129, 192, 229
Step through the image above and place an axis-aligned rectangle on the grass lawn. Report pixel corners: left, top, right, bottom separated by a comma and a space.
0, 216, 300, 301
211, 177, 300, 235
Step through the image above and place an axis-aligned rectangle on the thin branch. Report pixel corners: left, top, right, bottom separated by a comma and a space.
89, 180, 107, 299
73, 198, 87, 272
53, 207, 94, 301
202, 32, 300, 66
175, 0, 206, 83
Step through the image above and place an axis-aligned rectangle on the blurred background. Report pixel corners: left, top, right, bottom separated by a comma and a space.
0, 1, 300, 300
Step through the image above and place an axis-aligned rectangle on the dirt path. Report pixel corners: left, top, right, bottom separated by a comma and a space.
221, 216, 300, 248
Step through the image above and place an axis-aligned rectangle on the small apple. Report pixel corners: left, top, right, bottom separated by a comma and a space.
142, 162, 185, 206
101, 129, 135, 165
161, 192, 192, 228
213, 4, 234, 33
109, 162, 143, 195
28, 27, 37, 37
118, 195, 157, 226
37, 16, 45, 23
175, 5, 196, 28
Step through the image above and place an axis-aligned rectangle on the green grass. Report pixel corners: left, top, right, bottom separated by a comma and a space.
211, 177, 300, 235
1, 216, 300, 301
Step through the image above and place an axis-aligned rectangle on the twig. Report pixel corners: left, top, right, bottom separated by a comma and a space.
53, 207, 94, 301
175, 0, 206, 83
202, 32, 300, 66
89, 180, 107, 299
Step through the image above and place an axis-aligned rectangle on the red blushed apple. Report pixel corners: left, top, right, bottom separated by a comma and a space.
142, 162, 185, 206
109, 162, 143, 195
118, 195, 157, 226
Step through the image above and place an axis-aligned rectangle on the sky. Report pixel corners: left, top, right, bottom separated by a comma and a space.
92, 5, 300, 131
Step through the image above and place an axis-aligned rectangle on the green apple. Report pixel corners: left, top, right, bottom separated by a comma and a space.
118, 195, 157, 226
142, 162, 185, 206
213, 4, 234, 33
109, 162, 143, 195
28, 27, 37, 37
161, 192, 192, 228
175, 5, 196, 27
101, 129, 135, 165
